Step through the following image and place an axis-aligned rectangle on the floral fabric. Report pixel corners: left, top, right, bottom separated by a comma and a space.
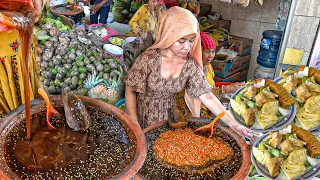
0, 30, 40, 118
125, 49, 212, 129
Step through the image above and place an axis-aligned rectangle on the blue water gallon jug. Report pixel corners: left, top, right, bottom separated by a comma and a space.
260, 30, 283, 51
257, 57, 276, 68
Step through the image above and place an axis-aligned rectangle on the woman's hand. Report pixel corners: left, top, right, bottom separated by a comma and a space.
229, 123, 260, 142
90, 4, 101, 15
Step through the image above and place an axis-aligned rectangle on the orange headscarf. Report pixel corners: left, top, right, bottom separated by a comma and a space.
148, 6, 203, 117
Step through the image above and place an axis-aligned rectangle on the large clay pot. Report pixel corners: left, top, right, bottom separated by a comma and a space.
0, 96, 147, 180
140, 120, 251, 180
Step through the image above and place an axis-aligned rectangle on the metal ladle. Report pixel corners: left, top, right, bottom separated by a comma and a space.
167, 105, 216, 127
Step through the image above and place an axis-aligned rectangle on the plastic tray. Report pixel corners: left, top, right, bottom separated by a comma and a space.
89, 24, 118, 41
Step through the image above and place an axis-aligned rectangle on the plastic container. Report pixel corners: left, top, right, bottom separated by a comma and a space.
257, 57, 276, 68
254, 65, 275, 79
257, 51, 278, 62
260, 30, 283, 50
49, 0, 66, 6
83, 5, 90, 24
259, 45, 280, 53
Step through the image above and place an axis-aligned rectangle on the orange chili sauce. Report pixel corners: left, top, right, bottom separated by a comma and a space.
153, 128, 233, 167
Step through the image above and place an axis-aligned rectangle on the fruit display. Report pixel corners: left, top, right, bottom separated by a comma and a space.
35, 14, 134, 104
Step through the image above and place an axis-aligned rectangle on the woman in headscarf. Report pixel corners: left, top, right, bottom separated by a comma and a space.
176, 31, 217, 118
0, 0, 42, 118
125, 6, 252, 138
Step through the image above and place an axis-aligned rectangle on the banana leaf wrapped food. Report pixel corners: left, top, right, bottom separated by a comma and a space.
265, 80, 296, 109
291, 124, 320, 158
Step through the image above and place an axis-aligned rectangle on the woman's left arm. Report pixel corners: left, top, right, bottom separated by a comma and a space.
199, 92, 234, 124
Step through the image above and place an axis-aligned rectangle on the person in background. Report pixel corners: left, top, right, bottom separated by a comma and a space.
125, 6, 254, 139
128, 0, 166, 41
89, 0, 112, 24
0, 0, 42, 118
176, 31, 217, 118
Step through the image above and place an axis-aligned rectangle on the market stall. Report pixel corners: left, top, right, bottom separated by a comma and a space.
0, 0, 320, 179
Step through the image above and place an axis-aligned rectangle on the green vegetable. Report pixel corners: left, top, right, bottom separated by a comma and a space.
59, 26, 68, 31
104, 65, 111, 73
76, 60, 84, 67
286, 133, 291, 139
52, 68, 58, 75
55, 21, 63, 28
96, 64, 104, 72
54, 79, 61, 87
78, 79, 83, 86
258, 144, 265, 150
86, 50, 93, 57
46, 12, 54, 18
70, 71, 79, 77
239, 94, 256, 108
48, 86, 56, 94
84, 58, 91, 65
302, 77, 308, 83
77, 56, 84, 61
44, 18, 55, 24
36, 35, 51, 41
261, 141, 280, 157
40, 40, 47, 45
79, 73, 86, 80
78, 66, 87, 74
56, 17, 62, 22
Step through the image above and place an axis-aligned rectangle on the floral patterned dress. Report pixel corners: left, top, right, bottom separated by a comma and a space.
125, 49, 212, 129
0, 30, 40, 118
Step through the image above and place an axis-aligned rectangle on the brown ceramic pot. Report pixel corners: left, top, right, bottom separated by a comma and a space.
141, 120, 251, 180
0, 96, 147, 180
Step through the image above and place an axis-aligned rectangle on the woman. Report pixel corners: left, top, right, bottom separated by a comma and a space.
125, 6, 252, 138
176, 31, 217, 118
128, 0, 166, 40
0, 0, 42, 118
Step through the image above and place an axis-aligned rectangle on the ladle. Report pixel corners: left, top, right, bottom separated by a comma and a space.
38, 88, 60, 129
194, 112, 225, 138
167, 106, 225, 138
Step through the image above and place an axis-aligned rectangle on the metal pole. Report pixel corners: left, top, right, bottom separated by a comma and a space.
274, 0, 298, 77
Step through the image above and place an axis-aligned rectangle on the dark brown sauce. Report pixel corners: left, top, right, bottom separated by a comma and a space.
4, 108, 135, 179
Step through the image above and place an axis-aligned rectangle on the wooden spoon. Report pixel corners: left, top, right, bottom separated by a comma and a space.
194, 112, 225, 138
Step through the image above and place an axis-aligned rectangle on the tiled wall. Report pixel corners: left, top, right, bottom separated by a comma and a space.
199, 0, 281, 79
285, 0, 320, 65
